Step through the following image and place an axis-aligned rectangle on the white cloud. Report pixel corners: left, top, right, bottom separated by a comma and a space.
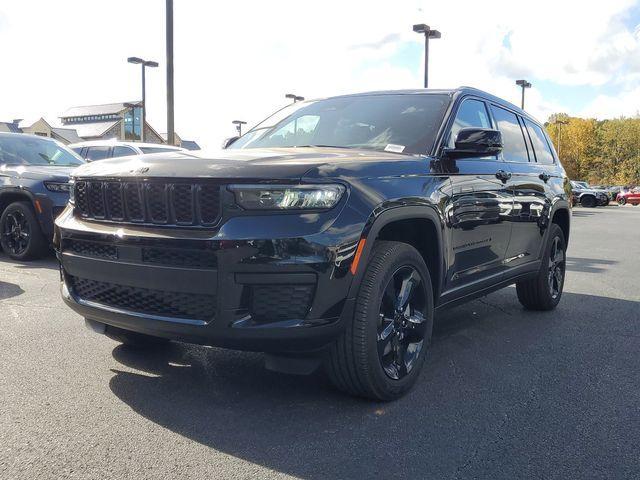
0, 0, 639, 147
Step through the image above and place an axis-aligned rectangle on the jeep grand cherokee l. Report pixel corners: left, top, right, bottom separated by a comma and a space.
55, 88, 571, 400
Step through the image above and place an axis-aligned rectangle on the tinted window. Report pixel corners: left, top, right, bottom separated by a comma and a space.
230, 94, 451, 155
0, 135, 83, 166
525, 120, 555, 164
112, 146, 137, 158
85, 146, 111, 161
139, 147, 181, 154
448, 99, 491, 147
490, 105, 529, 163
71, 147, 83, 156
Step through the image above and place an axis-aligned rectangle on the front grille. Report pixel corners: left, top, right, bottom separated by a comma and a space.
142, 246, 217, 269
250, 284, 314, 322
69, 275, 216, 321
65, 239, 117, 259
74, 180, 221, 227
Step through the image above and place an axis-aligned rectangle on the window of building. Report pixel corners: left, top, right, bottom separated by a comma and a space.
524, 119, 555, 164
124, 107, 142, 141
490, 105, 530, 163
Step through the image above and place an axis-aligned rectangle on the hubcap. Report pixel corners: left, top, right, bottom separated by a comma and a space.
2, 211, 30, 255
377, 266, 428, 380
548, 236, 565, 299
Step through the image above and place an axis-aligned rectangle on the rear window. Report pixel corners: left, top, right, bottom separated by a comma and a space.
524, 120, 555, 164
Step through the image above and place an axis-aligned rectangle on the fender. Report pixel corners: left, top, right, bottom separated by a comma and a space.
346, 203, 445, 301
0, 186, 39, 210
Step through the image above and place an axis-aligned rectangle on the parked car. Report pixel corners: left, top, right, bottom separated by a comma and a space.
69, 140, 185, 161
570, 181, 609, 207
55, 87, 571, 400
617, 187, 640, 205
0, 132, 83, 260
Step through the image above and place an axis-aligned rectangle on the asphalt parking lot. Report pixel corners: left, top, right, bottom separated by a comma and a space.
1, 205, 639, 480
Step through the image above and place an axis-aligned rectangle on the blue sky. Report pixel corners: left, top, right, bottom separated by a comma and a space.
1, 0, 640, 147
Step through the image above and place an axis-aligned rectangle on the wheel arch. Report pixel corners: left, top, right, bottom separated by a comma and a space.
550, 205, 570, 245
0, 188, 37, 216
347, 205, 444, 301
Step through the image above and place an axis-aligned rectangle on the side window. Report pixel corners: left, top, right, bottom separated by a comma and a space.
71, 147, 84, 157
85, 146, 110, 161
112, 146, 137, 158
490, 105, 530, 163
448, 99, 491, 147
524, 120, 555, 164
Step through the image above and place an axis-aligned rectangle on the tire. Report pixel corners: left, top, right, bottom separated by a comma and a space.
325, 241, 434, 401
516, 223, 566, 311
104, 325, 169, 348
0, 201, 48, 261
580, 195, 596, 208
618, 197, 626, 205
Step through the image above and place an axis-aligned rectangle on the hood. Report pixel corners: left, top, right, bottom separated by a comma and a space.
0, 164, 75, 182
70, 147, 420, 181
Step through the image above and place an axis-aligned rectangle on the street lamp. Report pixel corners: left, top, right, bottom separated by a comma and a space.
127, 56, 159, 142
515, 79, 532, 110
413, 24, 441, 88
553, 119, 569, 158
232, 120, 247, 136
285, 93, 305, 103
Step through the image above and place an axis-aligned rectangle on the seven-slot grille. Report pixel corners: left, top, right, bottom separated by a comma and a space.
74, 180, 221, 227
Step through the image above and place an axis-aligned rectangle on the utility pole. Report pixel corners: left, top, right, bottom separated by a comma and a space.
515, 79, 532, 109
127, 57, 158, 142
553, 119, 568, 158
285, 93, 305, 103
166, 0, 175, 145
413, 24, 441, 88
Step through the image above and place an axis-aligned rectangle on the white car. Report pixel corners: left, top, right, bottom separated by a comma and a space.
69, 140, 185, 162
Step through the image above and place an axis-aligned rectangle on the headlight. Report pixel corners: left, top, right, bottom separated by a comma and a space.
229, 184, 345, 210
44, 181, 73, 193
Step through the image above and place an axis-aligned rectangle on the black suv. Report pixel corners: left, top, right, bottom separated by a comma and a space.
55, 88, 570, 400
0, 133, 83, 260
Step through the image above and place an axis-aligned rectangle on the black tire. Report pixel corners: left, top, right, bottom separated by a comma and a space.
618, 197, 626, 205
580, 195, 596, 208
516, 223, 566, 311
325, 241, 434, 401
104, 325, 169, 348
0, 201, 48, 261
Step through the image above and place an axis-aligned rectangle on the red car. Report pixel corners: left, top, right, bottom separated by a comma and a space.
617, 187, 640, 205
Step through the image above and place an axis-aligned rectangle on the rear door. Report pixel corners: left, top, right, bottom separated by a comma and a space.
441, 97, 514, 291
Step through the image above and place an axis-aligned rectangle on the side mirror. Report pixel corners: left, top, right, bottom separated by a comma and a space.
222, 136, 240, 149
445, 128, 502, 159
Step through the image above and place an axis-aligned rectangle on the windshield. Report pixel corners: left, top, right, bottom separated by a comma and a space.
230, 94, 450, 155
0, 135, 84, 166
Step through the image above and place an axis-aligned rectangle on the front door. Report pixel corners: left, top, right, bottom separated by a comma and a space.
441, 98, 513, 292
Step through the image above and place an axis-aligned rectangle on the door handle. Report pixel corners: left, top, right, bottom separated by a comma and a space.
495, 170, 512, 183
539, 172, 551, 182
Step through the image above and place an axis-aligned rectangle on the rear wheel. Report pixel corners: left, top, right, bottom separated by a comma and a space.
580, 195, 596, 208
0, 201, 48, 260
325, 241, 434, 401
618, 197, 626, 205
516, 224, 566, 311
105, 325, 169, 348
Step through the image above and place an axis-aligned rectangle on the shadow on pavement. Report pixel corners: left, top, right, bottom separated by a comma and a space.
0, 281, 24, 301
565, 256, 618, 273
0, 252, 58, 271
108, 291, 640, 479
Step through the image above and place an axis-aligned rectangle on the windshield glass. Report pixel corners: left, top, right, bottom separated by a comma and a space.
0, 135, 84, 166
230, 94, 450, 155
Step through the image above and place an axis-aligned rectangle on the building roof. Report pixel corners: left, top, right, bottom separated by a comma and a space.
0, 121, 22, 133
51, 127, 83, 144
60, 101, 140, 119
69, 120, 120, 138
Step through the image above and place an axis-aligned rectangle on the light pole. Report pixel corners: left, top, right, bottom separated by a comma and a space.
285, 93, 305, 103
553, 119, 568, 158
166, 0, 175, 146
413, 24, 441, 88
232, 120, 247, 136
516, 79, 532, 110
127, 57, 158, 142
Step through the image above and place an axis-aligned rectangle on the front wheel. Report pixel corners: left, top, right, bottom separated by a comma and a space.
618, 197, 626, 205
580, 195, 596, 208
0, 201, 48, 260
325, 241, 434, 401
516, 224, 566, 311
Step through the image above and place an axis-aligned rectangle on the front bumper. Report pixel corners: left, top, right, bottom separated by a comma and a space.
55, 207, 357, 353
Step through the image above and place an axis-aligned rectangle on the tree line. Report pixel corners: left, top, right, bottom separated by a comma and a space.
544, 114, 640, 185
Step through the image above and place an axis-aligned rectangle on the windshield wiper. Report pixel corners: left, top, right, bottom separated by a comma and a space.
293, 145, 356, 149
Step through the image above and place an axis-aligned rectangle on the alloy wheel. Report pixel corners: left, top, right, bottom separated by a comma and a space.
2, 210, 30, 256
377, 266, 428, 380
548, 236, 565, 300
